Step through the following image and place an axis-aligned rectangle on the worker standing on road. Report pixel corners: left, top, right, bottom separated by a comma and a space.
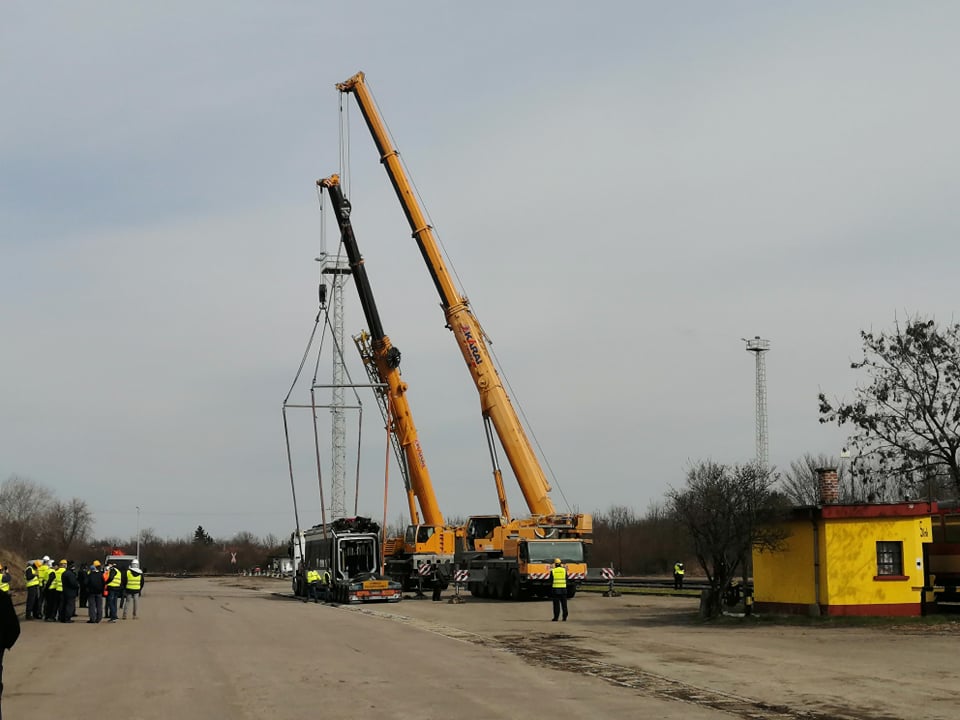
60, 562, 79, 622
38, 558, 52, 620
85, 561, 104, 624
551, 558, 568, 622
305, 568, 321, 603
122, 559, 144, 619
77, 562, 89, 610
0, 584, 21, 719
45, 560, 65, 622
24, 561, 41, 620
673, 562, 685, 590
105, 562, 123, 622
321, 569, 332, 603
431, 564, 442, 602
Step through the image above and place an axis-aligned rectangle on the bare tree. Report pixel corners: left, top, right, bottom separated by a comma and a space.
46, 498, 93, 557
668, 461, 789, 618
780, 454, 851, 505
819, 316, 960, 498
603, 505, 636, 573
0, 474, 55, 553
229, 531, 258, 546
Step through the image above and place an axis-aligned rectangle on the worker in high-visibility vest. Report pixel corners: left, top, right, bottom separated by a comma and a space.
122, 559, 144, 620
551, 558, 569, 622
48, 560, 66, 622
0, 566, 10, 594
673, 561, 685, 590
105, 562, 123, 622
321, 570, 332, 603
24, 561, 41, 620
37, 558, 52, 620
305, 568, 321, 603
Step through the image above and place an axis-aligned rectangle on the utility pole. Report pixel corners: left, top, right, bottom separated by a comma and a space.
743, 336, 770, 470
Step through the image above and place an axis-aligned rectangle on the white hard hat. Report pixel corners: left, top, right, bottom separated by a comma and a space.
131, 559, 140, 567
42, 555, 50, 562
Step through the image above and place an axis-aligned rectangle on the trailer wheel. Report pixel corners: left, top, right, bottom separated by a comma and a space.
566, 587, 577, 599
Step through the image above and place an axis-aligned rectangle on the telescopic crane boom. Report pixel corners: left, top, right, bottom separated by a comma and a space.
318, 174, 443, 527
337, 71, 554, 520
318, 174, 454, 589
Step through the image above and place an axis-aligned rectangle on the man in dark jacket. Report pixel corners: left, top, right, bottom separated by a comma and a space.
85, 561, 104, 624
0, 587, 21, 717
77, 563, 89, 610
60, 562, 80, 623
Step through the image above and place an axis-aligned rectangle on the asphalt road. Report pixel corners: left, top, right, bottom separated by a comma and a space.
2, 576, 713, 720
5, 576, 957, 719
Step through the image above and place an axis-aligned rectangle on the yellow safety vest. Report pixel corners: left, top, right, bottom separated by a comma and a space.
107, 568, 123, 588
125, 569, 143, 591
551, 566, 567, 589
674, 564, 685, 576
25, 566, 40, 588
38, 565, 50, 585
52, 567, 65, 592
0, 575, 9, 593
306, 569, 320, 584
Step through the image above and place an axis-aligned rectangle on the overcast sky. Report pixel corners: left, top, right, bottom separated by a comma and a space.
3, 3, 959, 543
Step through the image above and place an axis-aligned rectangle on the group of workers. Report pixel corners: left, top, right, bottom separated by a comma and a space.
20, 556, 144, 624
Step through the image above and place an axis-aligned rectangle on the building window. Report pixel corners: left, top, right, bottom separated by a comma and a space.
876, 541, 903, 576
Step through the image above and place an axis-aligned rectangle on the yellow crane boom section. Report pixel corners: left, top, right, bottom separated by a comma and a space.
337, 71, 555, 518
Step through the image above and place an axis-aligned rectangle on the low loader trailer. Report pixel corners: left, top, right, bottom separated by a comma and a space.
290, 517, 402, 604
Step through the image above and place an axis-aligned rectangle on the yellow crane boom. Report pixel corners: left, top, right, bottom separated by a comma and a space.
337, 71, 555, 519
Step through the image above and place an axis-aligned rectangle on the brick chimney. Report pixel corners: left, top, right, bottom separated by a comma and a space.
816, 467, 839, 504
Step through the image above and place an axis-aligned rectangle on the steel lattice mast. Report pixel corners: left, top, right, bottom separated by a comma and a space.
744, 336, 770, 470
319, 255, 351, 520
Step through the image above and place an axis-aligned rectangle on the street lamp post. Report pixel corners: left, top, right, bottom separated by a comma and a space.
136, 506, 141, 560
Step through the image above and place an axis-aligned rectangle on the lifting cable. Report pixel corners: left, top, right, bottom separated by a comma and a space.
381, 404, 391, 571
283, 182, 368, 541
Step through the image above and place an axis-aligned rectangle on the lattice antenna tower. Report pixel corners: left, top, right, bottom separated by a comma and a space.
743, 336, 771, 470
318, 250, 351, 520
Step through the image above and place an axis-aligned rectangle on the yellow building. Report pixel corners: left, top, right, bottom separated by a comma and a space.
753, 499, 935, 617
